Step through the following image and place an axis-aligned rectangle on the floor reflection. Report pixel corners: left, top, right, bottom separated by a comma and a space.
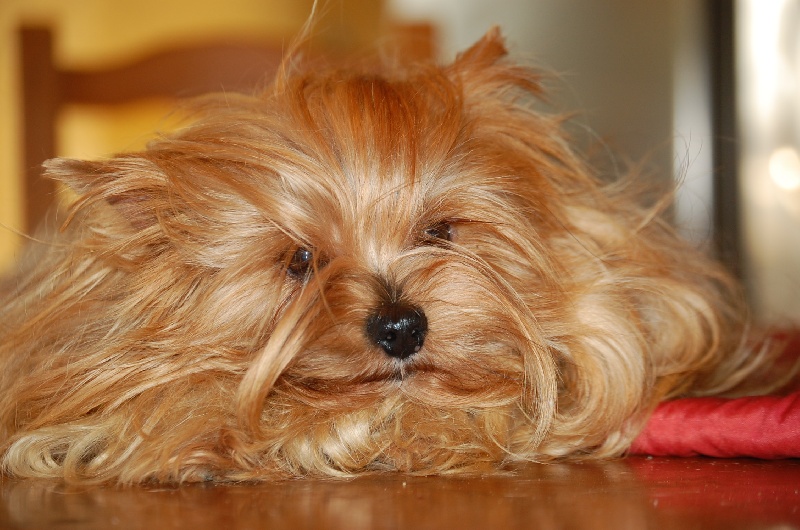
2, 457, 799, 529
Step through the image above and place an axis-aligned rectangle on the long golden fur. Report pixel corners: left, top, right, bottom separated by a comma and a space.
0, 29, 771, 484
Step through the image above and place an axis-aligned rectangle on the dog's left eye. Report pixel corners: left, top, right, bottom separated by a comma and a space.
287, 247, 314, 277
424, 222, 452, 242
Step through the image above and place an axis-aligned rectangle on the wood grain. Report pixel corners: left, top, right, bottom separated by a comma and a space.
2, 457, 798, 529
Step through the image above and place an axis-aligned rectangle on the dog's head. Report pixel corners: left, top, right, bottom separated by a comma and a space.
2, 30, 747, 482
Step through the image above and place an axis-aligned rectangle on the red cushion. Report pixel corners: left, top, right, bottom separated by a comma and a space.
630, 392, 800, 458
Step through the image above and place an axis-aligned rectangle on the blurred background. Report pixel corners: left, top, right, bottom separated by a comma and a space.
0, 0, 798, 324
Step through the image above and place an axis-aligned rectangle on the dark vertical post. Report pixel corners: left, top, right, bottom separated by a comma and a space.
19, 27, 59, 234
708, 1, 742, 279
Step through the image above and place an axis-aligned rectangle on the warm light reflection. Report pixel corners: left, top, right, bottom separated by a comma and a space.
769, 147, 800, 191
737, 0, 800, 321
745, 1, 787, 119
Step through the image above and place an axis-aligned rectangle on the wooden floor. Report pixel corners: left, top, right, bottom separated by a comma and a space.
1, 457, 798, 529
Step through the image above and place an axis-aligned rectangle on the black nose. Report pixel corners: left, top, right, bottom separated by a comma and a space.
365, 302, 428, 360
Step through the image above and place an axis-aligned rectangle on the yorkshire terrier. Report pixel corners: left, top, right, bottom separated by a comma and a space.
0, 29, 775, 484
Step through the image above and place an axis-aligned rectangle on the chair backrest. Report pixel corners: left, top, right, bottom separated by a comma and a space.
19, 26, 294, 233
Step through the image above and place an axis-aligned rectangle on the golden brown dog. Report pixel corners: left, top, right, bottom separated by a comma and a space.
0, 29, 772, 483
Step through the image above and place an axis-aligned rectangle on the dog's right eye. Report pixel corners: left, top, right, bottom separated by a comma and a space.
287, 247, 314, 277
423, 222, 453, 243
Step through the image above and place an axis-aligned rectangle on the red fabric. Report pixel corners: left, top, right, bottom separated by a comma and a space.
630, 392, 800, 459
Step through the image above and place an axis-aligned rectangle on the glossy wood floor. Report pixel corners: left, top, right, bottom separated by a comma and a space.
1, 457, 798, 529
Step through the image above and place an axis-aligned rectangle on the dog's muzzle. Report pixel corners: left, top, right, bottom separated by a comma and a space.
365, 302, 428, 360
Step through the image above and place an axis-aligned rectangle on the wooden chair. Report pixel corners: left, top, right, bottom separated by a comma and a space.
18, 27, 290, 233
18, 23, 435, 234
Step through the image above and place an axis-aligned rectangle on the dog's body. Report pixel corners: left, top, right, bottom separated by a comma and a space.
0, 30, 770, 483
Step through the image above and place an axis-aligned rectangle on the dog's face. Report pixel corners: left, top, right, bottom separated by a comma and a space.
0, 30, 748, 483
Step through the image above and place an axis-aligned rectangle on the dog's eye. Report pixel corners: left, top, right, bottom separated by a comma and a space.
424, 222, 452, 242
287, 247, 314, 277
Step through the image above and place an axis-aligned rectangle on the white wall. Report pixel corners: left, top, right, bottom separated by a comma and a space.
389, 0, 713, 244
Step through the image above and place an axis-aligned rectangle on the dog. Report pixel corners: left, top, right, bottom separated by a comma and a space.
0, 29, 775, 484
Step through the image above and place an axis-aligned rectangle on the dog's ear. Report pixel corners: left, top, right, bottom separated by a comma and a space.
446, 27, 541, 98
44, 156, 163, 229
450, 26, 508, 72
